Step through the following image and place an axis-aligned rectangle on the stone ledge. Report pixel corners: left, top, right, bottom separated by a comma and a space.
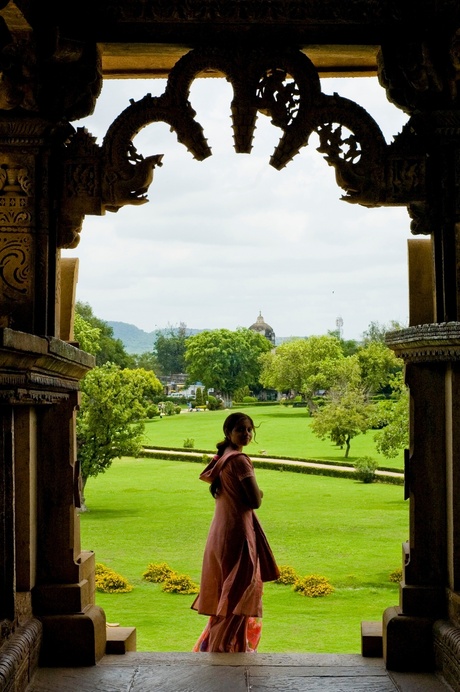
105, 626, 137, 655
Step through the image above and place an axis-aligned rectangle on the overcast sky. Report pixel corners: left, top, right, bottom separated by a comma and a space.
62, 74, 411, 342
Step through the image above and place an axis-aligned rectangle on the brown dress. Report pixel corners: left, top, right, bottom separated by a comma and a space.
191, 449, 279, 652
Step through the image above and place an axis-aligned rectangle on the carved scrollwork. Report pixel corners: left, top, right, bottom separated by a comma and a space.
0, 235, 30, 295
60, 44, 432, 246
101, 95, 165, 213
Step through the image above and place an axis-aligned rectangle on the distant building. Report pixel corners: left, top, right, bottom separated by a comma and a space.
249, 311, 276, 345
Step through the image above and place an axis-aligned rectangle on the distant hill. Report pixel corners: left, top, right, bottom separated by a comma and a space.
108, 321, 156, 354
108, 321, 304, 354
108, 321, 205, 354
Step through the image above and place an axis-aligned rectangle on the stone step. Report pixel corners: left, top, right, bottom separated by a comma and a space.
105, 626, 137, 655
361, 620, 383, 657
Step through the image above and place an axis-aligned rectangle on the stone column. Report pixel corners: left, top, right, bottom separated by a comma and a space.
0, 329, 105, 667
0, 26, 105, 675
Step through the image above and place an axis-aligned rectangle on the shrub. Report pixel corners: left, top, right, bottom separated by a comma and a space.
145, 404, 159, 419
202, 454, 212, 464
233, 386, 251, 403
243, 395, 258, 403
354, 456, 379, 483
161, 572, 200, 594
389, 567, 403, 583
142, 562, 174, 583
161, 401, 178, 416
95, 563, 133, 593
183, 438, 195, 449
293, 574, 334, 597
275, 565, 299, 585
207, 395, 223, 410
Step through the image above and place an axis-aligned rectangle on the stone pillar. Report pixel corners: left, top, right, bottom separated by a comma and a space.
32, 391, 106, 666
0, 25, 105, 678
383, 325, 460, 671
0, 330, 105, 667
0, 406, 15, 628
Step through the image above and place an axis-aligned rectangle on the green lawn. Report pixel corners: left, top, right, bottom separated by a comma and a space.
142, 404, 405, 471
81, 454, 408, 653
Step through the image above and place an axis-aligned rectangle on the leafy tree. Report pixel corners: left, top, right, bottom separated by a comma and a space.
74, 313, 101, 355
185, 328, 272, 400
259, 335, 344, 411
327, 329, 359, 357
373, 374, 409, 458
154, 322, 189, 375
311, 385, 371, 458
356, 341, 402, 395
77, 363, 163, 510
76, 302, 135, 367
195, 387, 204, 406
131, 351, 160, 372
361, 320, 406, 345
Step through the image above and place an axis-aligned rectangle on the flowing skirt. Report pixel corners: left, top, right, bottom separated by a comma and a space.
193, 615, 262, 653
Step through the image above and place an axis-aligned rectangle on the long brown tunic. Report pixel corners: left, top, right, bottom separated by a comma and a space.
191, 449, 278, 618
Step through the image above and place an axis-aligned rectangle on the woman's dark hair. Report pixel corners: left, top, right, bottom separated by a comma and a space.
210, 412, 256, 498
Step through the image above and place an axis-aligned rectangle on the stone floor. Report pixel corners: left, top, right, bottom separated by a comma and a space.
26, 652, 453, 692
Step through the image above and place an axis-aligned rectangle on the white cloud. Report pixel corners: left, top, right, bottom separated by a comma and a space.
64, 74, 411, 341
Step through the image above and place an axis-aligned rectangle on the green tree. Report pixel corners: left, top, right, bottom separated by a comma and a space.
195, 387, 203, 406
76, 363, 163, 510
259, 335, 344, 411
373, 373, 409, 457
76, 302, 134, 368
185, 328, 272, 401
356, 341, 402, 395
361, 320, 406, 345
131, 351, 160, 372
311, 385, 371, 458
74, 313, 101, 355
327, 329, 359, 357
154, 322, 189, 376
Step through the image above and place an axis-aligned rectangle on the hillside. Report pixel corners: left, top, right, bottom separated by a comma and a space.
108, 321, 157, 354
108, 321, 303, 354
108, 322, 205, 354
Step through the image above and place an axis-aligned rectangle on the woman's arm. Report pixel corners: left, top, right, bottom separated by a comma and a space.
241, 476, 263, 509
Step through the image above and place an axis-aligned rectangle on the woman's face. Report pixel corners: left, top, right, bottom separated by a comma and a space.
228, 419, 253, 449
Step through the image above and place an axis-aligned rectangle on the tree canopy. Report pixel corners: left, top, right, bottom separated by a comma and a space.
311, 385, 371, 458
76, 301, 134, 367
373, 373, 409, 457
153, 322, 189, 375
76, 363, 163, 509
259, 335, 345, 409
356, 341, 402, 395
185, 327, 272, 399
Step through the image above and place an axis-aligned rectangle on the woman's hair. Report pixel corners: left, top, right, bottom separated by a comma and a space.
210, 412, 256, 498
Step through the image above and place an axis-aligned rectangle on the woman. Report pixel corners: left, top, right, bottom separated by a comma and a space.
191, 412, 279, 653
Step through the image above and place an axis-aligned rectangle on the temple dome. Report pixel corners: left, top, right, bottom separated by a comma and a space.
249, 312, 276, 345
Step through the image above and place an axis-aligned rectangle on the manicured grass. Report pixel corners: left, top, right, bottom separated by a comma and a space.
142, 405, 405, 471
81, 456, 408, 652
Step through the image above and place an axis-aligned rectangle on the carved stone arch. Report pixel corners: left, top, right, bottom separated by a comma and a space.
97, 46, 414, 223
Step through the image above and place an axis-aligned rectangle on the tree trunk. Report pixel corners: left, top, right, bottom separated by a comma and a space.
78, 475, 89, 513
345, 435, 351, 458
